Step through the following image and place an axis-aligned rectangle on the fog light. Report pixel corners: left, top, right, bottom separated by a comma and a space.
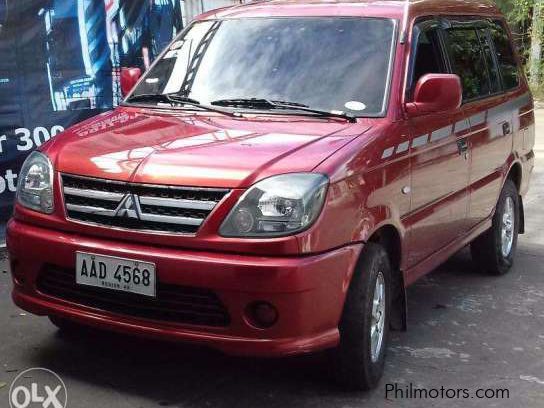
246, 301, 278, 329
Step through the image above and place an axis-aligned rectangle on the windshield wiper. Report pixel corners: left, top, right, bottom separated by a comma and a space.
126, 93, 189, 105
212, 98, 307, 108
125, 93, 240, 118
211, 98, 356, 122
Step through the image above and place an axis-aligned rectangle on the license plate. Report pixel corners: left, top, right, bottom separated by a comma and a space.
76, 252, 156, 298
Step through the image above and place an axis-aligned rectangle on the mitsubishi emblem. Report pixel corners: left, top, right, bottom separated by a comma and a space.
115, 194, 139, 219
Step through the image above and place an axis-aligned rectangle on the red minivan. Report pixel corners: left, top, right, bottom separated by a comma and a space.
8, 0, 535, 390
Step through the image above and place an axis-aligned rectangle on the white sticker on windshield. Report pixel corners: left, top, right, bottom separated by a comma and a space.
345, 101, 367, 111
145, 78, 160, 84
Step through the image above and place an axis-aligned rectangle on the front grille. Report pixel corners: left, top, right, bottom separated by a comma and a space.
62, 174, 230, 234
37, 266, 231, 327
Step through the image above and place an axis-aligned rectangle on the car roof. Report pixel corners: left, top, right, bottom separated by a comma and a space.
196, 0, 502, 21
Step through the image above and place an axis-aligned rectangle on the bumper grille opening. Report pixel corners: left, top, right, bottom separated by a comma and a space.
37, 265, 231, 328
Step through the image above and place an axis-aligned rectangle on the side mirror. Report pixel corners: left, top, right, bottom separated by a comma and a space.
120, 67, 142, 97
405, 74, 462, 117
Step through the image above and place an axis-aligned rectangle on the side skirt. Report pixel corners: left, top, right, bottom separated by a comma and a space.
404, 218, 493, 287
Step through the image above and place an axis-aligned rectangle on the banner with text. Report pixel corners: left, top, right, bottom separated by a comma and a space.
0, 0, 184, 220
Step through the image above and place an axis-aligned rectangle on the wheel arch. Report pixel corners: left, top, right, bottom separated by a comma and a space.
506, 161, 525, 234
507, 161, 522, 192
367, 224, 407, 332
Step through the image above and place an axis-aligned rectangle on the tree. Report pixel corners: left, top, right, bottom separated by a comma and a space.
496, 0, 543, 91
529, 0, 543, 87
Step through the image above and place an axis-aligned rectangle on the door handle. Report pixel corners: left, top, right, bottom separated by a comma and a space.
502, 121, 512, 136
457, 138, 469, 156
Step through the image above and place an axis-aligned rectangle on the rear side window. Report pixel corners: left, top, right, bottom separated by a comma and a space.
490, 21, 520, 90
445, 28, 491, 100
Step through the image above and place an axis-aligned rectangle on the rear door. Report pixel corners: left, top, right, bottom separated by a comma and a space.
464, 20, 525, 227
442, 20, 509, 230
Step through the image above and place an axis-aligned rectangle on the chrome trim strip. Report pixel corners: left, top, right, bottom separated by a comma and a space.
62, 173, 230, 194
64, 187, 125, 202
382, 147, 395, 159
62, 173, 126, 186
396, 141, 410, 154
430, 125, 453, 142
455, 119, 470, 133
66, 204, 117, 217
139, 196, 216, 211
139, 213, 204, 226
412, 134, 428, 148
64, 217, 198, 236
469, 112, 487, 127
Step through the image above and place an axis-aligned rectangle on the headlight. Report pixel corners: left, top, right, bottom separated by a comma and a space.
220, 173, 328, 237
16, 151, 54, 214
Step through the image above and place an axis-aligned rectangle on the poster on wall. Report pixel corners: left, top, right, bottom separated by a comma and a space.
0, 0, 184, 221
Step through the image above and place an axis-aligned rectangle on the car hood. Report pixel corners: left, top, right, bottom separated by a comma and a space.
48, 108, 370, 188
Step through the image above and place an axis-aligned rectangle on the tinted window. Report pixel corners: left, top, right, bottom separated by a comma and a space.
490, 21, 520, 90
478, 28, 501, 94
413, 28, 446, 85
131, 18, 396, 116
446, 28, 490, 100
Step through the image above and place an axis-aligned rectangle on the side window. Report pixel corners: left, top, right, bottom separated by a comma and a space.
445, 28, 490, 101
411, 26, 447, 97
490, 21, 520, 90
478, 28, 502, 94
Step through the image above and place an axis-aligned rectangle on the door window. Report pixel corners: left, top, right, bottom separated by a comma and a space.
409, 24, 447, 99
490, 21, 520, 90
445, 28, 491, 101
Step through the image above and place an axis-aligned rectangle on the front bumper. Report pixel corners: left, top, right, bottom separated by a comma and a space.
7, 219, 362, 357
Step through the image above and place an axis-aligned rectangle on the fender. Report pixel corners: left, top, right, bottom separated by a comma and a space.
503, 158, 526, 234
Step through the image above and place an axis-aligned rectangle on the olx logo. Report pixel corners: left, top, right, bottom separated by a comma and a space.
9, 368, 67, 408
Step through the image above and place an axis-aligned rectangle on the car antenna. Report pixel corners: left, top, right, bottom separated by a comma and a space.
400, 0, 410, 44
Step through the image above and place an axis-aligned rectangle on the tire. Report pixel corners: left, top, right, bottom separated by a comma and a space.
330, 243, 391, 391
471, 179, 520, 275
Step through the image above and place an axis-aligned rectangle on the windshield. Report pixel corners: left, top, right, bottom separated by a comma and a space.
129, 17, 397, 117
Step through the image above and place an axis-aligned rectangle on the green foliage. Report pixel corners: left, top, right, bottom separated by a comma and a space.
495, 0, 543, 94
532, 83, 544, 99
496, 0, 535, 25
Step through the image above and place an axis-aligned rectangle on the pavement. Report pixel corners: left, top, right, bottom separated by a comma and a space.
0, 111, 543, 407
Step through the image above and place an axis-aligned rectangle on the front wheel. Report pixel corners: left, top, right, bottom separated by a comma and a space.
471, 179, 520, 275
330, 243, 391, 391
